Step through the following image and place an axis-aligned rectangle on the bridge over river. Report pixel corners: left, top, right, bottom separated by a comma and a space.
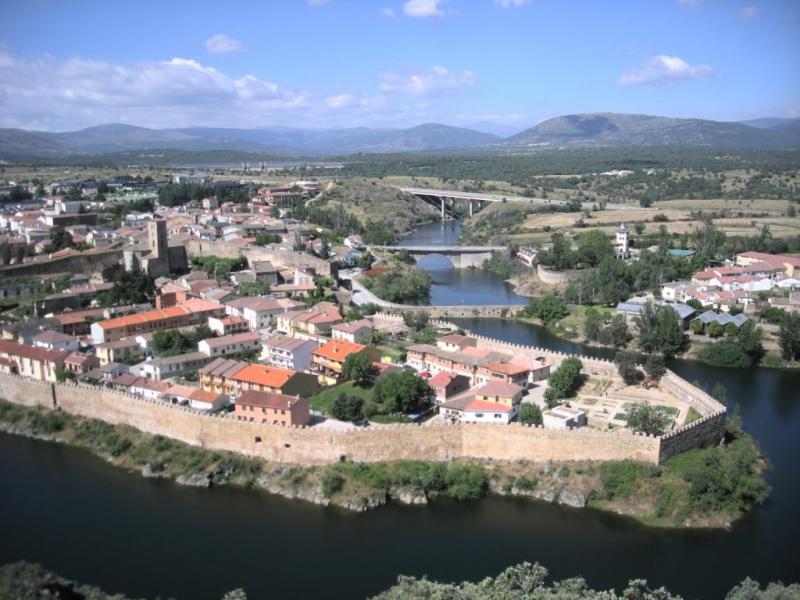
366, 244, 507, 269
396, 185, 641, 217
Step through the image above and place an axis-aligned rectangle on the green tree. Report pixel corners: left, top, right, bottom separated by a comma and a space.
238, 281, 270, 296
583, 309, 603, 342
99, 269, 155, 305
600, 314, 632, 347
615, 351, 643, 385
254, 233, 281, 246
45, 227, 75, 252
634, 302, 687, 359
625, 402, 672, 435
644, 354, 666, 380
373, 371, 430, 414
778, 313, 800, 361
525, 294, 569, 326
518, 403, 543, 425
341, 351, 376, 386
690, 319, 705, 335
707, 321, 724, 338
697, 321, 764, 368
330, 393, 365, 422
576, 229, 614, 267
543, 357, 583, 407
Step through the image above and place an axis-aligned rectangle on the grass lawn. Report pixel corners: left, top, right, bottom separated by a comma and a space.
308, 380, 373, 415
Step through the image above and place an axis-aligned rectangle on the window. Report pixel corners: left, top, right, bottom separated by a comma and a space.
475, 413, 484, 418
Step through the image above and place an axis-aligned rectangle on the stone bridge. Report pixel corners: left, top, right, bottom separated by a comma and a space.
367, 245, 507, 269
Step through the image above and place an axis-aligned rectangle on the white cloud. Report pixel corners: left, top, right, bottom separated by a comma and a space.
380, 66, 476, 95
325, 93, 354, 108
403, 0, 446, 18
0, 48, 307, 130
739, 5, 758, 19
618, 54, 712, 86
381, 7, 396, 17
495, 0, 532, 8
205, 33, 244, 54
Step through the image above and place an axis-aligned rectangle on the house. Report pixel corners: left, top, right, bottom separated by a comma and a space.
344, 234, 363, 249
203, 359, 313, 397
31, 330, 80, 352
198, 357, 248, 396
62, 352, 100, 375
436, 334, 477, 353
276, 302, 342, 337
225, 296, 285, 331
189, 389, 229, 412
439, 395, 516, 424
428, 372, 470, 403
615, 301, 696, 329
312, 339, 367, 378
251, 261, 279, 285
198, 331, 262, 358
235, 390, 310, 427
207, 315, 250, 336
95, 338, 143, 366
90, 298, 224, 343
543, 406, 587, 429
262, 335, 317, 371
138, 351, 212, 381
473, 380, 524, 407
0, 340, 69, 382
406, 343, 532, 387
331, 319, 373, 344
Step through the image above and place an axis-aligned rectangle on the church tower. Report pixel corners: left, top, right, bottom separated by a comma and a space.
615, 223, 629, 259
148, 219, 168, 260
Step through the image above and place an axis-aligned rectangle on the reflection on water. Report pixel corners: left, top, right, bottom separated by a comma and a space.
398, 221, 526, 306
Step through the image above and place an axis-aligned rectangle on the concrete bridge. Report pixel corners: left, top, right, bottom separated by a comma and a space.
367, 245, 507, 269
397, 186, 641, 218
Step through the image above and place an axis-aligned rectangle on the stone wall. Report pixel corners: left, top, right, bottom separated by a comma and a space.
184, 239, 333, 276
537, 265, 582, 285
656, 370, 728, 462
462, 331, 618, 377
0, 249, 124, 278
377, 305, 525, 318
1, 373, 665, 465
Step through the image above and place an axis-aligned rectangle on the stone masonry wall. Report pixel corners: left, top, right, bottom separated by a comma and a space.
1, 373, 664, 465
184, 239, 333, 276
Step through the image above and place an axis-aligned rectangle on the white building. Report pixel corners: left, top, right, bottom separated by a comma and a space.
198, 331, 262, 358
543, 406, 587, 429
225, 296, 285, 331
31, 330, 80, 352
615, 223, 629, 259
262, 335, 317, 371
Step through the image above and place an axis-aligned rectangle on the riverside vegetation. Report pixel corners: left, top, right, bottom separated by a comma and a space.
0, 398, 767, 526
1, 560, 796, 600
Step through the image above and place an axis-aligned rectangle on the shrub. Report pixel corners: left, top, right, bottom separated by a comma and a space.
321, 470, 345, 498
518, 403, 543, 425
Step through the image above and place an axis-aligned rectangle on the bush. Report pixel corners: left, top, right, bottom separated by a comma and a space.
518, 403, 542, 425
543, 357, 583, 407
330, 394, 365, 422
321, 470, 345, 498
615, 351, 643, 385
624, 402, 672, 435
600, 460, 660, 500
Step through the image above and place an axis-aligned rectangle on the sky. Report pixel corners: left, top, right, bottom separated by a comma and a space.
0, 0, 798, 135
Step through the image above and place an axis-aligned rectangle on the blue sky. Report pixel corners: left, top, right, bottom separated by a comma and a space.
0, 0, 797, 134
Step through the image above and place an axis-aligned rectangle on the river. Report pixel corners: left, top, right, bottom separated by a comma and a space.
398, 220, 526, 306
1, 223, 799, 599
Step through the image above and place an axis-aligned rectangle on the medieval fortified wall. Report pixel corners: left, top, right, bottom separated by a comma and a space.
0, 366, 725, 466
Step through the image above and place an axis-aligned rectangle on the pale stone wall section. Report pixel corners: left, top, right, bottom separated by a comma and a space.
537, 265, 582, 285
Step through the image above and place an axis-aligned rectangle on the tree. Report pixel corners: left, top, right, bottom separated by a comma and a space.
238, 281, 270, 297
373, 371, 430, 414
600, 314, 631, 348
330, 394, 365, 422
99, 269, 155, 305
634, 222, 645, 235
690, 319, 705, 335
644, 354, 666, 380
625, 402, 672, 435
634, 302, 687, 359
615, 351, 643, 385
543, 357, 583, 407
583, 309, 603, 342
518, 403, 543, 425
697, 321, 764, 368
341, 352, 376, 386
525, 294, 569, 326
254, 233, 281, 246
707, 321, 724, 338
0, 243, 10, 266
45, 227, 75, 252
778, 313, 800, 361
576, 230, 614, 267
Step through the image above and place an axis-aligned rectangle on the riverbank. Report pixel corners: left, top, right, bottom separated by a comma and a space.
0, 398, 766, 528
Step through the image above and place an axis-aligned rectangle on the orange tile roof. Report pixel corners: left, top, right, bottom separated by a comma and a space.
486, 361, 529, 375
312, 339, 366, 363
464, 399, 513, 413
98, 305, 190, 330
231, 364, 296, 388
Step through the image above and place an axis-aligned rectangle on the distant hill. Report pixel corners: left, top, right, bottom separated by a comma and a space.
0, 123, 498, 159
1, 114, 798, 161
503, 113, 800, 149
738, 117, 796, 129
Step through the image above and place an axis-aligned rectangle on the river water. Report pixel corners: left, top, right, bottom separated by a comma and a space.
398, 220, 526, 306
1, 222, 799, 599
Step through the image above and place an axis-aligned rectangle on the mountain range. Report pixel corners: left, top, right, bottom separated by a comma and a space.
0, 113, 797, 160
